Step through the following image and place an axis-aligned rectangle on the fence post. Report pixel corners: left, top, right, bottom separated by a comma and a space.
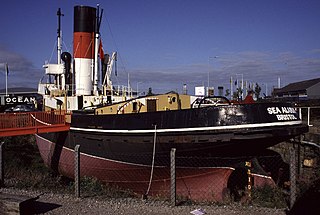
307, 107, 310, 126
289, 145, 297, 209
75, 145, 80, 198
245, 161, 252, 202
0, 141, 4, 188
170, 148, 176, 206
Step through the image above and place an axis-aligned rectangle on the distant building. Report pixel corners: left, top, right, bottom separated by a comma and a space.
0, 87, 42, 111
273, 78, 320, 101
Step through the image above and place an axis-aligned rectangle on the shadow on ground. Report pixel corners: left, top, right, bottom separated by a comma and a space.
21, 201, 61, 215
286, 177, 320, 215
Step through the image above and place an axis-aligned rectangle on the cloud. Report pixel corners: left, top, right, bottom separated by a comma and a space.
210, 51, 320, 88
0, 45, 42, 88
308, 49, 320, 55
1, 44, 318, 96
114, 50, 320, 95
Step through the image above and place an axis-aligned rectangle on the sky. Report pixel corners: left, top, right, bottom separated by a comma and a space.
0, 0, 320, 96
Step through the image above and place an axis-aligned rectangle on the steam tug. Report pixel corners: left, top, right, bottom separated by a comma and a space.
36, 5, 308, 201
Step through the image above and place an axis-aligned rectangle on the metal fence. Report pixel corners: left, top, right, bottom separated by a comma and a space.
1, 139, 318, 210
0, 107, 319, 213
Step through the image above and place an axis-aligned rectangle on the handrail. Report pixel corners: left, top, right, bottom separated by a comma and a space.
0, 110, 70, 136
297, 107, 319, 127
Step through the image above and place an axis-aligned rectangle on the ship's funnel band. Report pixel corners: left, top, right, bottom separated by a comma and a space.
73, 5, 96, 96
73, 32, 94, 59
75, 58, 93, 95
74, 6, 96, 33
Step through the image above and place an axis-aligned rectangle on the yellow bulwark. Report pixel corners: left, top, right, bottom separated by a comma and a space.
95, 93, 191, 115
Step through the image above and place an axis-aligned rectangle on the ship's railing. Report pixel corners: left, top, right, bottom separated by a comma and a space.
112, 85, 134, 97
0, 110, 70, 136
0, 110, 67, 129
298, 106, 320, 126
191, 96, 231, 108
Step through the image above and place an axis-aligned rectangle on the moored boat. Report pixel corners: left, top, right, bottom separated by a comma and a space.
36, 5, 308, 201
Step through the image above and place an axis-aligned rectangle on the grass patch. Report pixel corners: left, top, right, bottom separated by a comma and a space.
251, 185, 287, 208
0, 135, 134, 198
67, 176, 135, 198
1, 135, 73, 192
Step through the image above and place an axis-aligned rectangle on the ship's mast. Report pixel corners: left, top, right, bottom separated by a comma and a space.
57, 8, 63, 64
57, 8, 64, 90
93, 5, 103, 96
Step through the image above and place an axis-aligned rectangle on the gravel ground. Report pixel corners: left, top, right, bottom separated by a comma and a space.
0, 188, 287, 215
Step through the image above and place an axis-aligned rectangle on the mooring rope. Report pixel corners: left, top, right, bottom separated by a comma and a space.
30, 114, 52, 126
145, 124, 157, 196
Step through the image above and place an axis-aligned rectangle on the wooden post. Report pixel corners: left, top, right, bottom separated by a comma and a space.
297, 137, 302, 176
245, 161, 252, 202
170, 148, 176, 206
75, 145, 80, 198
290, 145, 297, 209
0, 141, 4, 188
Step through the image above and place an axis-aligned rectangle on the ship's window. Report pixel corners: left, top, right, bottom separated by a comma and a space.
133, 102, 137, 112
172, 97, 176, 102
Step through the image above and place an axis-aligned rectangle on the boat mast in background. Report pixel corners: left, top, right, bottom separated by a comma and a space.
5, 63, 9, 96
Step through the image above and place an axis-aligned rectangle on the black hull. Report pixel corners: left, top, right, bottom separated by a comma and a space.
38, 102, 308, 167
35, 102, 307, 201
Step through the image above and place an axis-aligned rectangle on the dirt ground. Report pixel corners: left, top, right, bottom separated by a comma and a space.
0, 188, 287, 215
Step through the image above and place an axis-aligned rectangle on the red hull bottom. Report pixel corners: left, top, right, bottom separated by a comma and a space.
36, 135, 275, 202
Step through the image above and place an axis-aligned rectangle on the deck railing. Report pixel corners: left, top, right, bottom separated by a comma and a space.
0, 110, 70, 137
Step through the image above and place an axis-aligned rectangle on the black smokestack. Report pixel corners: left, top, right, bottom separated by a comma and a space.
61, 52, 72, 95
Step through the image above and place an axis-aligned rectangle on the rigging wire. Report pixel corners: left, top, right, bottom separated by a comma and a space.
102, 14, 128, 86
62, 40, 70, 53
48, 41, 57, 63
48, 38, 70, 63
145, 124, 157, 196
